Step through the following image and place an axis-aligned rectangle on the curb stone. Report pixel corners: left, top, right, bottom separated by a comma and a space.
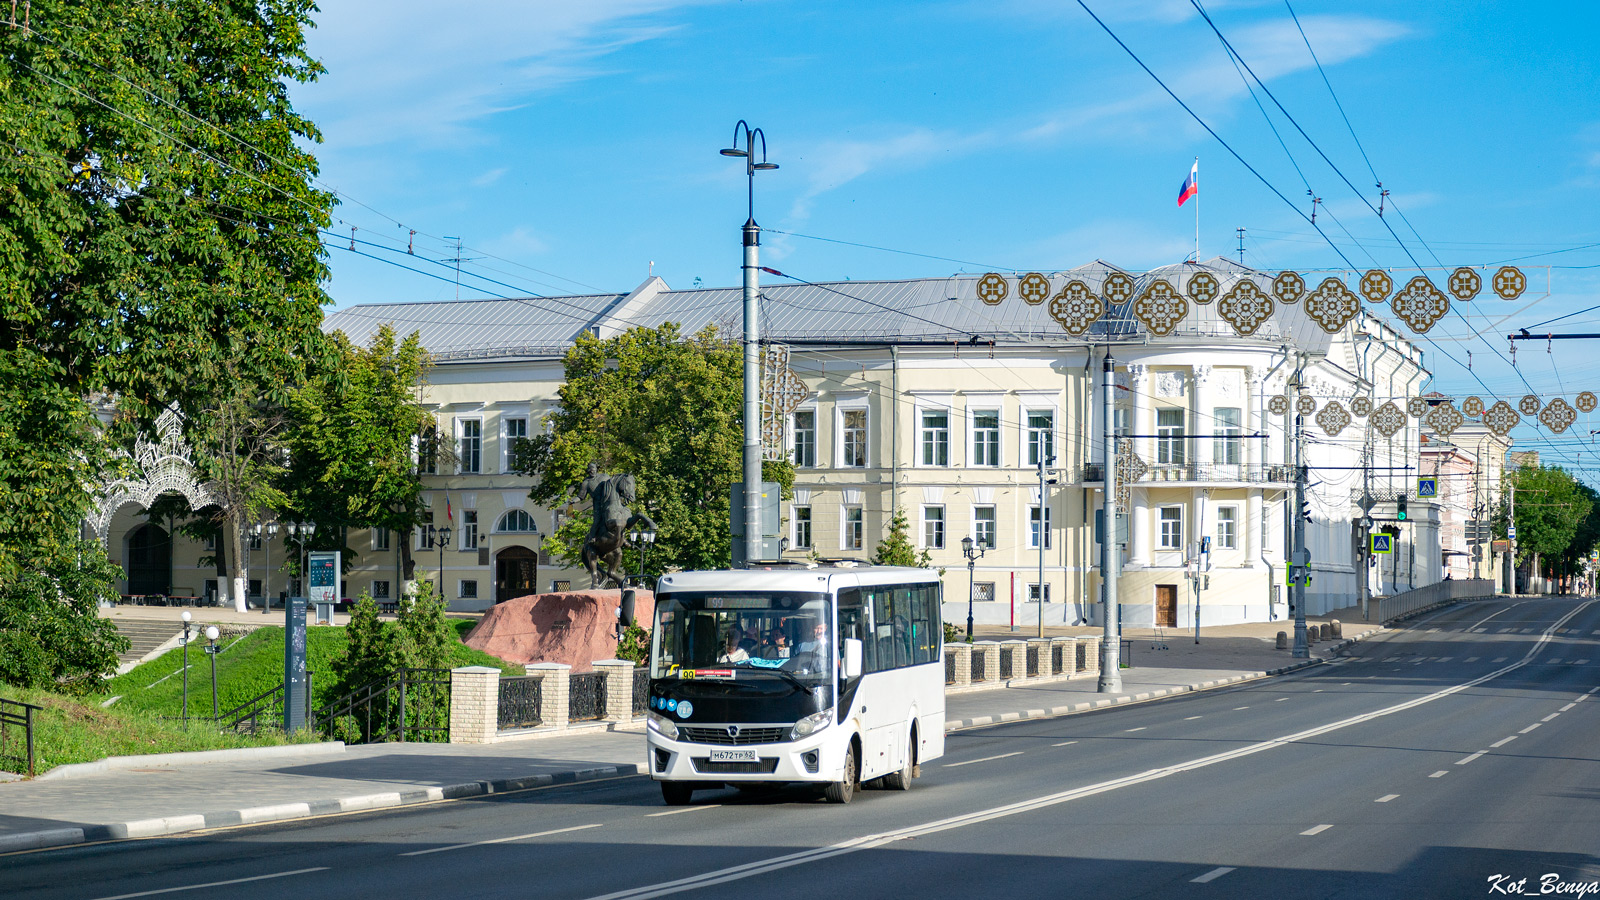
35, 742, 349, 781
0, 763, 639, 855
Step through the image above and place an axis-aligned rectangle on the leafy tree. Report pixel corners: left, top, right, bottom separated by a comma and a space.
0, 540, 128, 692
514, 324, 793, 576
872, 509, 933, 568
283, 327, 434, 584
1496, 464, 1592, 586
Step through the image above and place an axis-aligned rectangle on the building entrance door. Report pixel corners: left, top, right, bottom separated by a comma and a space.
1155, 584, 1177, 627
495, 546, 538, 604
126, 523, 172, 596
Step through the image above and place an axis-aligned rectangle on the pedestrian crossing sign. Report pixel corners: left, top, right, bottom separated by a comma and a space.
1371, 533, 1393, 554
1417, 477, 1437, 498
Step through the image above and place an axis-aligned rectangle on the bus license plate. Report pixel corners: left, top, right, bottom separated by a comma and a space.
708, 748, 758, 763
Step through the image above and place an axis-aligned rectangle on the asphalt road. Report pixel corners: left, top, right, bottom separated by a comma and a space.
5, 597, 1598, 900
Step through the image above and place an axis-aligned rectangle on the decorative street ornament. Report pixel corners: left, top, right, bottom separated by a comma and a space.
1577, 391, 1598, 414
1296, 394, 1318, 416
1115, 440, 1149, 509
1371, 401, 1406, 438
1406, 396, 1430, 419
1218, 279, 1274, 336
1269, 395, 1289, 416
761, 345, 810, 461
1133, 278, 1188, 336
1518, 394, 1542, 416
1482, 400, 1520, 437
1048, 280, 1104, 337
1351, 395, 1373, 417
1390, 276, 1450, 333
1304, 276, 1360, 334
1102, 271, 1137, 304
85, 407, 221, 542
1272, 271, 1306, 305
1493, 265, 1527, 301
1186, 271, 1220, 304
977, 273, 1009, 306
1360, 269, 1393, 304
1448, 267, 1482, 301
1539, 397, 1577, 433
1316, 400, 1351, 437
1462, 395, 1485, 418
1425, 401, 1464, 438
1019, 272, 1051, 306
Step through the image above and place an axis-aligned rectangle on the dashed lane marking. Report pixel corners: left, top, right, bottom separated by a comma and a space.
1430, 771, 1448, 778
1457, 751, 1486, 765
1052, 741, 1078, 747
1376, 794, 1399, 803
646, 805, 721, 818
1234, 706, 1250, 710
944, 752, 1024, 768
1491, 736, 1518, 748
1184, 716, 1203, 720
1542, 713, 1560, 722
401, 823, 605, 855
89, 868, 329, 900
1125, 727, 1147, 733
1275, 698, 1290, 702
1191, 867, 1236, 884
1301, 825, 1334, 836
1519, 724, 1542, 734
1561, 703, 1576, 711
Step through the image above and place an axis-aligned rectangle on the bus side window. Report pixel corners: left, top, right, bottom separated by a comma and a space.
838, 588, 871, 674
909, 585, 930, 665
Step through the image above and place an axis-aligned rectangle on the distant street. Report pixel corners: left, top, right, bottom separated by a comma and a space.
5, 597, 1598, 900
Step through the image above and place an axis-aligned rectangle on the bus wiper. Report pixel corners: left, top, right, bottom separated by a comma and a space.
763, 667, 814, 695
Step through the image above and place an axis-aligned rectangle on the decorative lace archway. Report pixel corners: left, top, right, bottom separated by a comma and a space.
85, 407, 220, 542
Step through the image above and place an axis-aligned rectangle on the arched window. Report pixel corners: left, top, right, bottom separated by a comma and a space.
496, 510, 539, 534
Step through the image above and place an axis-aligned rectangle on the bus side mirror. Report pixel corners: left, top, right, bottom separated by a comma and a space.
842, 638, 862, 679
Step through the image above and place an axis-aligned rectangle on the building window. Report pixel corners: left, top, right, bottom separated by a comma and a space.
461, 510, 479, 550
458, 418, 482, 474
972, 409, 1000, 467
792, 410, 816, 468
923, 505, 946, 549
373, 527, 391, 552
503, 416, 528, 473
372, 580, 391, 599
496, 509, 539, 533
459, 579, 479, 600
418, 422, 439, 475
205, 531, 218, 552
843, 506, 864, 550
1159, 506, 1184, 550
1214, 407, 1241, 465
973, 582, 996, 602
842, 409, 868, 468
248, 579, 262, 597
921, 410, 950, 466
1029, 504, 1052, 550
1157, 408, 1185, 465
793, 506, 812, 549
248, 532, 262, 551
973, 505, 996, 549
1216, 506, 1237, 550
1114, 407, 1131, 436
1027, 410, 1054, 467
1027, 583, 1051, 604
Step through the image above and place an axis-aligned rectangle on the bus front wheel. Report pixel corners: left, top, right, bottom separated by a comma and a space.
824, 743, 858, 804
661, 781, 694, 805
881, 731, 915, 791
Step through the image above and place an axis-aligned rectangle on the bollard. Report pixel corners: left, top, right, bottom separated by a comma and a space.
1276, 631, 1288, 650
1330, 619, 1342, 639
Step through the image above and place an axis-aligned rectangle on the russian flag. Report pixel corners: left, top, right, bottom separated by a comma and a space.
1177, 160, 1198, 207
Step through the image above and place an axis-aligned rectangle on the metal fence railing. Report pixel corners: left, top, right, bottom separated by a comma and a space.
1025, 645, 1040, 677
498, 676, 543, 730
319, 668, 452, 744
944, 653, 956, 684
970, 649, 986, 683
569, 673, 606, 721
631, 668, 650, 717
999, 649, 1013, 680
0, 697, 42, 777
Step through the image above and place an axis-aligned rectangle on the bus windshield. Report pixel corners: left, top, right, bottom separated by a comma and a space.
651, 591, 832, 682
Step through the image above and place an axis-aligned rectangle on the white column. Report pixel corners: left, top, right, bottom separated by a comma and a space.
1129, 364, 1151, 463
1130, 486, 1152, 567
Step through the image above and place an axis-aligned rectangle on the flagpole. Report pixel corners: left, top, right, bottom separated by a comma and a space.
1193, 156, 1200, 263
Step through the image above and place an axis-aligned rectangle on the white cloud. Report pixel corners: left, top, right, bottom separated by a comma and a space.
785, 127, 994, 222
485, 225, 551, 258
296, 1, 722, 150
472, 167, 510, 187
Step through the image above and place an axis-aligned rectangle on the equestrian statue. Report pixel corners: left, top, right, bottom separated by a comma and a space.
579, 463, 656, 590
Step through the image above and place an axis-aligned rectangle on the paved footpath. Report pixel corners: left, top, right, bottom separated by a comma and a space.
0, 603, 1393, 854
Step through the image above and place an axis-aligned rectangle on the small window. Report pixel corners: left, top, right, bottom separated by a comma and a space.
418, 422, 439, 475
248, 579, 262, 597
921, 410, 949, 467
248, 532, 262, 551
1159, 506, 1183, 550
459, 579, 479, 599
792, 506, 812, 550
458, 419, 482, 474
553, 580, 571, 592
460, 510, 479, 550
1029, 505, 1052, 550
373, 527, 391, 552
842, 409, 868, 468
1027, 410, 1054, 466
503, 417, 529, 473
496, 510, 539, 533
1216, 506, 1238, 550
1157, 408, 1185, 465
923, 505, 945, 549
972, 410, 1000, 467
1214, 407, 1242, 465
793, 410, 817, 468
844, 506, 864, 550
1027, 583, 1051, 604
372, 580, 391, 599
973, 582, 996, 602
973, 505, 996, 549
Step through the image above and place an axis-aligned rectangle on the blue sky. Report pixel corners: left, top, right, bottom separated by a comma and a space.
293, 0, 1600, 474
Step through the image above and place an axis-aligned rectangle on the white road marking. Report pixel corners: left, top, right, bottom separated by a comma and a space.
1375, 794, 1399, 802
1577, 659, 1591, 666
401, 823, 604, 855
1184, 716, 1204, 720
1465, 657, 1479, 663
1543, 713, 1561, 722
1437, 657, 1453, 662
944, 752, 1024, 768
89, 868, 329, 900
1519, 723, 1542, 734
1301, 824, 1334, 836
646, 805, 722, 818
1457, 751, 1486, 765
1491, 736, 1518, 748
1234, 706, 1250, 710
1429, 770, 1448, 778
1125, 727, 1147, 732
1275, 698, 1289, 702
1313, 689, 1324, 693
1341, 682, 1351, 686
1191, 867, 1236, 883
1052, 741, 1079, 747
1494, 657, 1508, 663
579, 601, 1600, 900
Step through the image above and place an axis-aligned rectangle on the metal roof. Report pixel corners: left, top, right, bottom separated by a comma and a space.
322, 292, 624, 361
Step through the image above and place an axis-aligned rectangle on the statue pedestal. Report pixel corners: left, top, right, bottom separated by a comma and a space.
463, 589, 652, 673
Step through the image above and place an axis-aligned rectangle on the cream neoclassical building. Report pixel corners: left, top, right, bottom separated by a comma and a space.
104, 258, 1442, 622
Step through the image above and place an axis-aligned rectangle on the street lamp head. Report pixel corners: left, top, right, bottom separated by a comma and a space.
181, 611, 191, 623
719, 147, 748, 158
752, 161, 779, 171
205, 626, 219, 641
304, 521, 317, 536
439, 526, 453, 543
961, 536, 974, 555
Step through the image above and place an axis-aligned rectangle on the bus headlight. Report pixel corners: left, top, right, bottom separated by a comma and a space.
648, 711, 678, 741
789, 708, 833, 742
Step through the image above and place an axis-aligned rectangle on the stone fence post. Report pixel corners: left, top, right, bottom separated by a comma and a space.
592, 659, 636, 723
973, 641, 1001, 683
528, 662, 571, 731
1000, 640, 1027, 680
1079, 635, 1102, 674
944, 643, 972, 687
1027, 638, 1053, 679
1050, 637, 1078, 676
448, 666, 500, 744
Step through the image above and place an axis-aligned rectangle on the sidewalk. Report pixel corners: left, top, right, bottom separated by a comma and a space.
2, 604, 1387, 855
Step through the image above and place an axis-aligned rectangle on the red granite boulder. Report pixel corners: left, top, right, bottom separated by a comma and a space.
463, 589, 651, 673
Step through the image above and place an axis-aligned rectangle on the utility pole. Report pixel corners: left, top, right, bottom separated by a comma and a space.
1508, 481, 1517, 599
1291, 355, 1310, 659
1099, 350, 1122, 692
1036, 453, 1054, 639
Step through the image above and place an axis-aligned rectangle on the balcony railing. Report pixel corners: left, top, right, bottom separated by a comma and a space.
1077, 462, 1294, 484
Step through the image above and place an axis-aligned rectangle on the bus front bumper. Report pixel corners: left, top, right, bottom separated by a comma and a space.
645, 725, 847, 784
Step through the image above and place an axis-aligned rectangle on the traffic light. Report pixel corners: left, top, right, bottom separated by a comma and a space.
1397, 495, 1408, 521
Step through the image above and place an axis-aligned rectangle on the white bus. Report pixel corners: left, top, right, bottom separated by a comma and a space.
644, 563, 945, 805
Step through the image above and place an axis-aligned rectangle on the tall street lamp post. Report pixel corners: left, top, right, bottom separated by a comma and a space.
423, 524, 453, 602
180, 611, 193, 723
719, 120, 778, 564
629, 527, 657, 587
204, 625, 221, 719
961, 536, 987, 642
251, 521, 281, 613
285, 521, 317, 597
